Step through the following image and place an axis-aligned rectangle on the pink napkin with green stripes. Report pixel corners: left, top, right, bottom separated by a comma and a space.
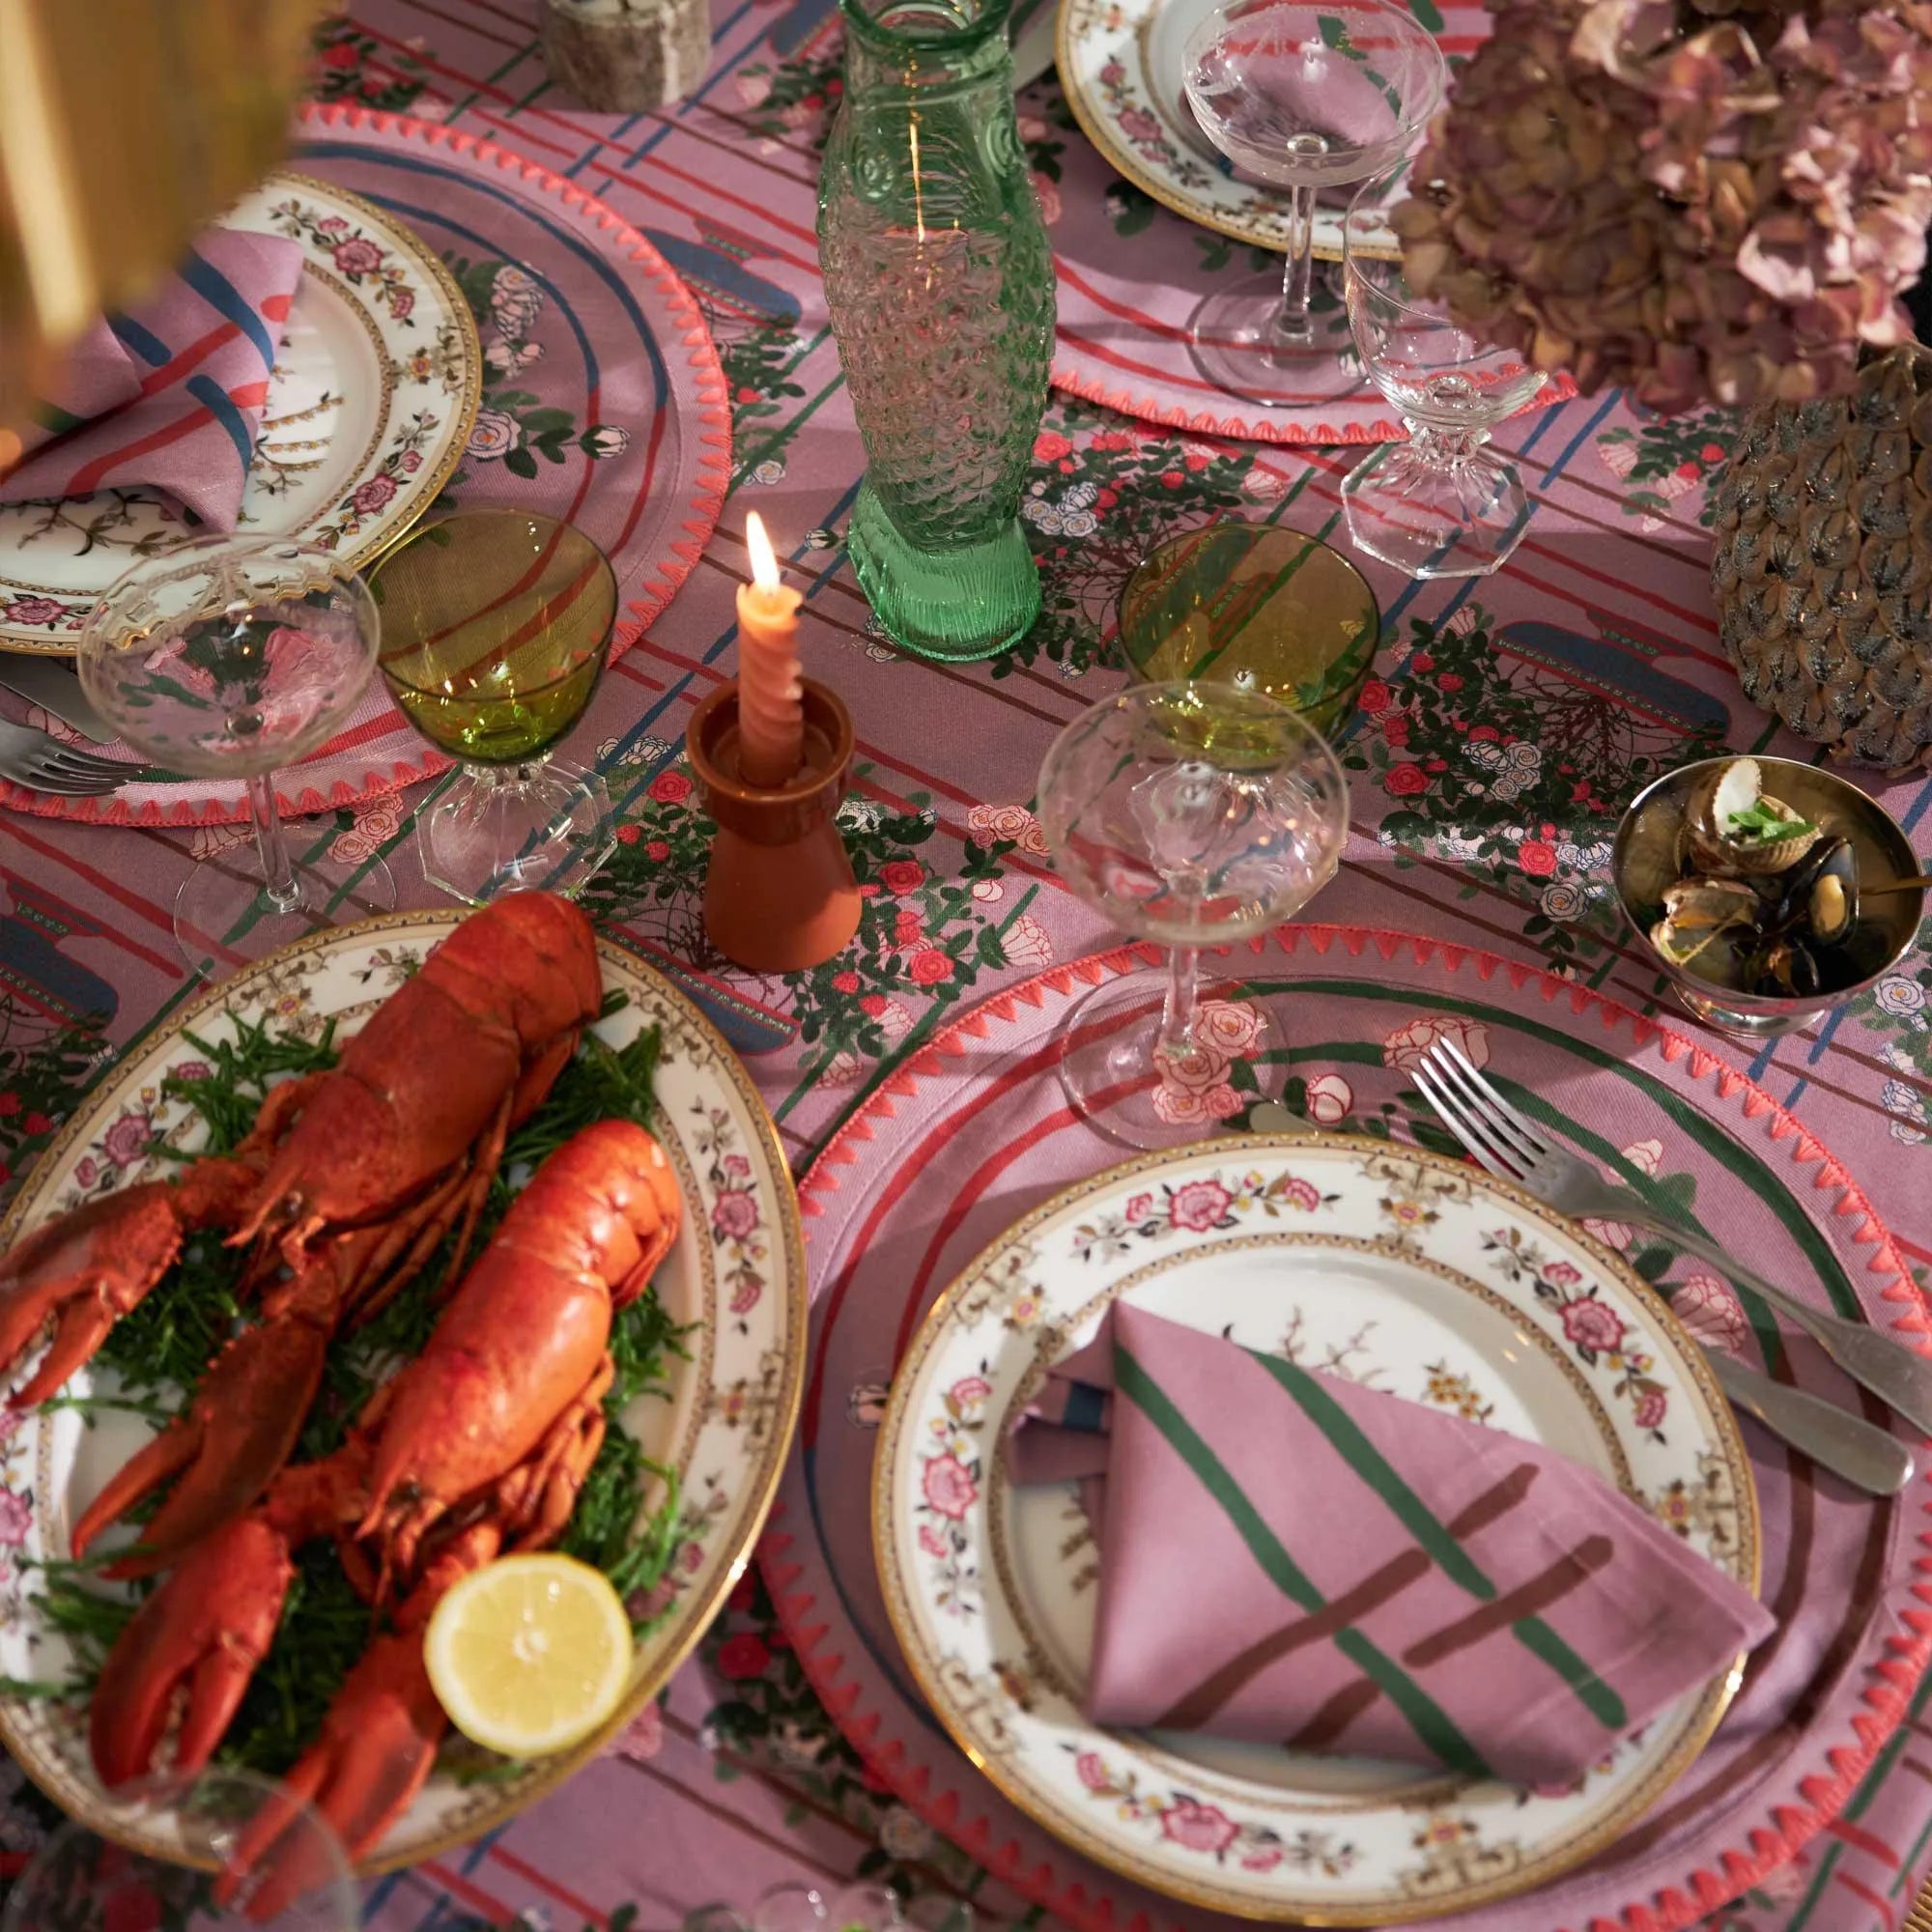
1009, 1303, 1775, 1786
0, 229, 304, 529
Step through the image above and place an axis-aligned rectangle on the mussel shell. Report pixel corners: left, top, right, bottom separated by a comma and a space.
1659, 876, 1763, 931
1747, 938, 1823, 1000
1767, 835, 1859, 946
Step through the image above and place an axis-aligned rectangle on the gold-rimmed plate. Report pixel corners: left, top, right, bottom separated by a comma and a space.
1054, 0, 1472, 258
873, 1133, 1758, 1924
0, 909, 806, 1874
0, 171, 481, 656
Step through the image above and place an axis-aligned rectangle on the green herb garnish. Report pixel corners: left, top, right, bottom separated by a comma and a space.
1725, 800, 1818, 844
38, 1000, 685, 1776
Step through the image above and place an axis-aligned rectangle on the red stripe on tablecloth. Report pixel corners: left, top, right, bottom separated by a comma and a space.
1834, 1871, 1896, 1930
580, 159, 822, 272
0, 822, 194, 973
488, 1843, 611, 1926
416, 1859, 520, 1923
66, 381, 270, 495
1831, 1816, 1903, 1866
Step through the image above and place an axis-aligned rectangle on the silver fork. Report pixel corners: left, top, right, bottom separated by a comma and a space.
1415, 1037, 1918, 1495
0, 719, 144, 796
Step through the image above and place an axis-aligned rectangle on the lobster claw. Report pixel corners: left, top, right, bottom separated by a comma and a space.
214, 1627, 445, 1919
73, 1310, 332, 1577
89, 1514, 293, 1788
0, 1183, 186, 1408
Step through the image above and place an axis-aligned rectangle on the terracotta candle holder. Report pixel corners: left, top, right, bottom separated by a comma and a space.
686, 676, 863, 974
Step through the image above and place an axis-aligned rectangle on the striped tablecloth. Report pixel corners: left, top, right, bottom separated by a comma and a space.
0, 3, 1928, 1928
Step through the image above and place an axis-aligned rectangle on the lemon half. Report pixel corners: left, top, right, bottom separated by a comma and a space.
424, 1553, 634, 1758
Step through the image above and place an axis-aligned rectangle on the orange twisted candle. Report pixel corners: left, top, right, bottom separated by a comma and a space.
734, 511, 805, 787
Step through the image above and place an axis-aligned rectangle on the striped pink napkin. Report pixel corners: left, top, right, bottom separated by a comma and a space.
1009, 1303, 1774, 1785
0, 229, 304, 529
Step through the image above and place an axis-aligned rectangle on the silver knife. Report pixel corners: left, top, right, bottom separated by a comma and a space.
1707, 1350, 1914, 1495
0, 657, 117, 744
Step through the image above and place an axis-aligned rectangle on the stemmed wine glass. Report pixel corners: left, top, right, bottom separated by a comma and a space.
1341, 180, 1551, 576
1038, 680, 1349, 1149
79, 537, 396, 980
0, 1767, 357, 1929
372, 509, 618, 905
1180, 0, 1444, 408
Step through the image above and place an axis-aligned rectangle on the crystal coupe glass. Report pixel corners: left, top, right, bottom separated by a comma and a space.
1341, 181, 1550, 575
79, 537, 396, 980
1038, 680, 1349, 1148
1181, 0, 1443, 408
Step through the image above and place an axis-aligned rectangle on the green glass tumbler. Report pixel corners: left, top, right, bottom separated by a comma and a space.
817, 0, 1055, 661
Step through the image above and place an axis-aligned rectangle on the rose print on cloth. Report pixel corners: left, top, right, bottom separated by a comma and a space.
1382, 1013, 1492, 1072
1152, 999, 1264, 1125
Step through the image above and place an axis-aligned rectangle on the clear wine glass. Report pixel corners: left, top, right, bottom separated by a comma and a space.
1038, 680, 1349, 1149
1341, 180, 1551, 576
0, 1767, 357, 1929
78, 537, 396, 980
1181, 0, 1444, 408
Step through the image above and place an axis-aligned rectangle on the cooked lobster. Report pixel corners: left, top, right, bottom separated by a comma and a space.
86, 1117, 683, 1919
0, 892, 603, 1573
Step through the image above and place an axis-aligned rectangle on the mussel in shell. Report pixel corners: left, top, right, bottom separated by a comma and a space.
1767, 835, 1858, 947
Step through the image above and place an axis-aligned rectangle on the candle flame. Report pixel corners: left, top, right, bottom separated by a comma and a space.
746, 511, 781, 592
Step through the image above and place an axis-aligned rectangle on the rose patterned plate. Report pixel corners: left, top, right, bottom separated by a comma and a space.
872, 1132, 1759, 1925
1054, 0, 1485, 257
0, 169, 481, 656
0, 909, 805, 1877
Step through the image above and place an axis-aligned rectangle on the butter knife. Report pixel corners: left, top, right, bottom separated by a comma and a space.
0, 658, 117, 744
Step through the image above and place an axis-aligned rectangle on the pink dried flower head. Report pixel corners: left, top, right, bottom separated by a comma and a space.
1398, 0, 1932, 412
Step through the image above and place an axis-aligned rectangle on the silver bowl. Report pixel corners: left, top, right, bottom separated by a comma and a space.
1611, 755, 1924, 1038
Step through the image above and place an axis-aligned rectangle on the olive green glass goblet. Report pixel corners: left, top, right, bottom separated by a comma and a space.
373, 510, 617, 904
1117, 521, 1379, 739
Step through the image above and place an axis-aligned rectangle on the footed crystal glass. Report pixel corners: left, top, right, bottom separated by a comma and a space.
1038, 681, 1349, 1149
1341, 181, 1550, 576
1181, 0, 1443, 408
818, 0, 1055, 660
78, 537, 396, 980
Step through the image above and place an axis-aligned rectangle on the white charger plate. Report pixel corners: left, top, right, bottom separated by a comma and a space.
874, 1133, 1759, 1925
0, 172, 480, 656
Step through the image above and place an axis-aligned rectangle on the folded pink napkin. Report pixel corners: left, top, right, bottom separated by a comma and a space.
0, 229, 304, 529
1009, 1304, 1774, 1786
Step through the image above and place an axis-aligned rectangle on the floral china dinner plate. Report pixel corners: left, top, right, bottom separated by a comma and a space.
0, 910, 805, 1875
873, 1133, 1759, 1925
1054, 0, 1474, 259
0, 172, 480, 655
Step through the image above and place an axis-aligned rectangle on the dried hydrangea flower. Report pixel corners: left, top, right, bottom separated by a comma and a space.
1398, 0, 1932, 412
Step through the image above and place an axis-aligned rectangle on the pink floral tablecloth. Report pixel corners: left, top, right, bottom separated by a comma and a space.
0, 4, 1926, 1930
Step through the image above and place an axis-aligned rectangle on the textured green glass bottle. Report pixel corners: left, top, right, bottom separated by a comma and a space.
818, 0, 1055, 661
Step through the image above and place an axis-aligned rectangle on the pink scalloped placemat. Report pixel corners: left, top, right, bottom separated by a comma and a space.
1036, 77, 1578, 445
761, 924, 1932, 1932
0, 104, 729, 828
